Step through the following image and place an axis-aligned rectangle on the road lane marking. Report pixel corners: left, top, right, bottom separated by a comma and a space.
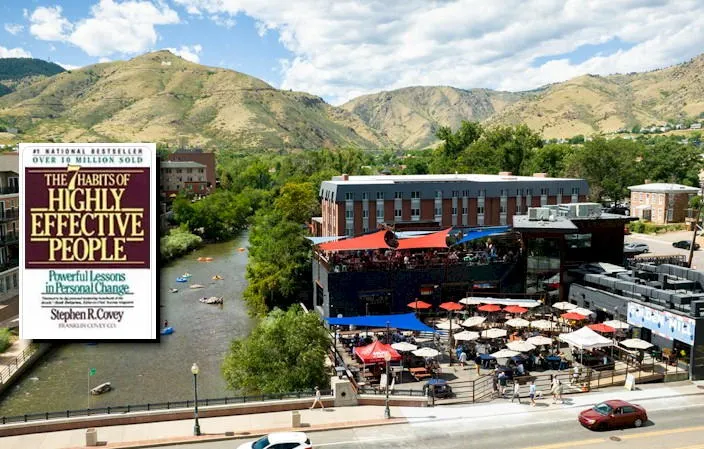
521, 425, 704, 449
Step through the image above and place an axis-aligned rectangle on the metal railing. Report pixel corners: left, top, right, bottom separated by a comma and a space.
0, 344, 38, 384
0, 210, 18, 222
357, 386, 426, 397
0, 389, 333, 425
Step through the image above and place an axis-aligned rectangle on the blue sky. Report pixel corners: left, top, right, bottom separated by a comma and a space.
1, 1, 702, 104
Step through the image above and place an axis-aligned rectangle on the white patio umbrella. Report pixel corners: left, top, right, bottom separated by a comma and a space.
571, 307, 595, 317
481, 328, 508, 339
505, 318, 530, 328
603, 319, 630, 330
506, 340, 536, 352
530, 319, 557, 330
435, 319, 462, 330
491, 349, 520, 358
552, 301, 576, 311
526, 335, 553, 346
391, 342, 418, 352
461, 316, 486, 328
453, 330, 480, 341
412, 347, 440, 358
620, 338, 653, 350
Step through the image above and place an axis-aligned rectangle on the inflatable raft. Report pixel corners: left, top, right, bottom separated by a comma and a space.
161, 327, 174, 335
189, 284, 205, 289
212, 275, 224, 280
176, 277, 188, 283
197, 257, 214, 262
199, 296, 224, 305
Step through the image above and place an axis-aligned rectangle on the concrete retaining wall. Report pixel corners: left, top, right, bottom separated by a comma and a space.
0, 343, 51, 397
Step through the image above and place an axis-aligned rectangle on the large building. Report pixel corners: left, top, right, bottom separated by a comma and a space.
166, 148, 216, 191
0, 152, 19, 324
628, 183, 700, 224
160, 161, 208, 197
318, 173, 589, 237
512, 204, 637, 303
568, 263, 704, 380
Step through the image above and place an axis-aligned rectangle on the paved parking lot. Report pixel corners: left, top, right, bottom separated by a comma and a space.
626, 230, 704, 269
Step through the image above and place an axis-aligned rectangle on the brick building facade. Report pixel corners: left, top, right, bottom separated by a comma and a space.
166, 149, 216, 190
628, 183, 700, 224
317, 173, 589, 237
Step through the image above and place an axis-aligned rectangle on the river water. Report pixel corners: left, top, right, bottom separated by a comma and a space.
0, 233, 254, 417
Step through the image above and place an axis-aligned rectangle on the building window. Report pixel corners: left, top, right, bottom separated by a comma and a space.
377, 191, 384, 200
667, 208, 674, 221
435, 190, 442, 198
411, 191, 421, 199
559, 188, 564, 195
363, 226, 369, 233
345, 192, 354, 200
658, 194, 663, 205
462, 207, 468, 214
477, 206, 485, 214
541, 188, 549, 195
516, 204, 521, 214
395, 209, 402, 217
377, 208, 384, 218
411, 208, 420, 216
451, 190, 459, 197
362, 192, 368, 200
462, 190, 470, 197
500, 205, 506, 213
434, 207, 442, 215
345, 227, 353, 236
451, 207, 457, 215
394, 191, 403, 199
572, 187, 579, 195
362, 209, 369, 218
566, 233, 592, 249
500, 189, 507, 196
345, 210, 353, 219
527, 189, 533, 196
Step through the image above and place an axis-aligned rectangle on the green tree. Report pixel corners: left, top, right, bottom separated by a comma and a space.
568, 135, 585, 144
565, 137, 641, 202
274, 182, 319, 223
222, 305, 330, 394
640, 139, 702, 186
436, 121, 483, 158
521, 144, 573, 177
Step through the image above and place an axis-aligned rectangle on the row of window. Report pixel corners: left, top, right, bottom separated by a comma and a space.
345, 204, 529, 219
162, 168, 205, 173
342, 187, 579, 201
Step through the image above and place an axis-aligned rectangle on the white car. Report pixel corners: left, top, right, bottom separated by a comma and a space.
624, 242, 649, 254
237, 432, 312, 449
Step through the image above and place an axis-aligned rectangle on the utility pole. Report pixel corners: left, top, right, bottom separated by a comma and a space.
688, 206, 701, 268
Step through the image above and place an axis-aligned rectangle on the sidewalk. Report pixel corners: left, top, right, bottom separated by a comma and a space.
1, 381, 703, 449
0, 338, 31, 373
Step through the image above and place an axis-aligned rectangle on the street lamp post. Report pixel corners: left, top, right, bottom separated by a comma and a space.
191, 363, 201, 436
383, 351, 391, 419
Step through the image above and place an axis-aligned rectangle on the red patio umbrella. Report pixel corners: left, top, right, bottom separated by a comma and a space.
478, 304, 502, 312
439, 302, 464, 311
561, 312, 588, 320
503, 305, 528, 314
588, 323, 616, 333
408, 300, 432, 310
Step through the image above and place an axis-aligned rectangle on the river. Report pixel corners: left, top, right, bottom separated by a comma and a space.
0, 233, 254, 417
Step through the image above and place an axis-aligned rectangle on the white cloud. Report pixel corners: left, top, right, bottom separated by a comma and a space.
29, 6, 73, 41
166, 44, 203, 63
56, 61, 82, 70
0, 46, 31, 58
173, 0, 704, 104
211, 15, 236, 28
4, 23, 24, 35
28, 0, 180, 57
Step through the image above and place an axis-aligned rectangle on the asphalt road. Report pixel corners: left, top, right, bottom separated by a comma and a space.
625, 232, 703, 269
159, 398, 704, 449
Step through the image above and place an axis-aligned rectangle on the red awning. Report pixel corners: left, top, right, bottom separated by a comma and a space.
588, 323, 616, 333
478, 304, 502, 312
318, 230, 397, 252
561, 312, 588, 321
354, 341, 402, 364
503, 305, 528, 314
396, 228, 452, 250
439, 302, 464, 311
408, 300, 432, 310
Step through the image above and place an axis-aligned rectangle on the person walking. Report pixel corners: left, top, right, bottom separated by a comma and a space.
551, 376, 560, 404
310, 386, 324, 410
529, 380, 537, 407
511, 380, 521, 404
498, 371, 507, 398
459, 350, 467, 367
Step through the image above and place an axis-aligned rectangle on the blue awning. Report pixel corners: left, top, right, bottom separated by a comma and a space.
326, 313, 436, 333
306, 236, 346, 245
453, 226, 511, 246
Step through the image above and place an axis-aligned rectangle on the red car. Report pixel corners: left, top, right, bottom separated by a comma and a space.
578, 400, 647, 430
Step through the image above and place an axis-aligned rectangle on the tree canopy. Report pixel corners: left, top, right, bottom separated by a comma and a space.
222, 305, 330, 394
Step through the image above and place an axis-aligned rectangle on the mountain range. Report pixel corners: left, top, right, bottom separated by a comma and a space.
0, 51, 702, 149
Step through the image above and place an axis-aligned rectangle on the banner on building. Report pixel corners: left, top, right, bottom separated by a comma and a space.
20, 144, 157, 340
627, 302, 695, 345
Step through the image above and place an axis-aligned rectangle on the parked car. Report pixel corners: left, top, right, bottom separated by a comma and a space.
578, 400, 648, 430
238, 432, 312, 449
624, 243, 649, 254
672, 240, 700, 250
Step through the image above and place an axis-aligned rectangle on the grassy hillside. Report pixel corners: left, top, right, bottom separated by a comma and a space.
341, 86, 526, 149
488, 55, 704, 138
0, 51, 386, 149
0, 58, 65, 97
